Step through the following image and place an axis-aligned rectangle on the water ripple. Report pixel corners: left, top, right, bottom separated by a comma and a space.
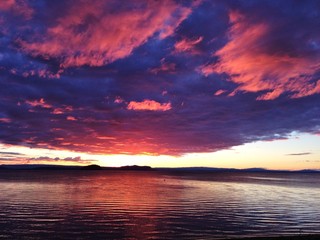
0, 171, 319, 239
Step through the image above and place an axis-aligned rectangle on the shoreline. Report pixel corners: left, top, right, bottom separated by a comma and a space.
230, 234, 320, 240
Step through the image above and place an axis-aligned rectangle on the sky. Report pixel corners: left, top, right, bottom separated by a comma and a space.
0, 0, 319, 170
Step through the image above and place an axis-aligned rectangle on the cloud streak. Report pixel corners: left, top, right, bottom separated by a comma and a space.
287, 152, 311, 156
127, 100, 171, 112
0, 155, 93, 165
174, 36, 203, 55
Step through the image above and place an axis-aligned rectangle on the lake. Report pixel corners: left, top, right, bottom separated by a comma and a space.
0, 170, 319, 239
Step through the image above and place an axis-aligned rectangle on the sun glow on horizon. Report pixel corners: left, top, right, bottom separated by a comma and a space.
0, 132, 319, 170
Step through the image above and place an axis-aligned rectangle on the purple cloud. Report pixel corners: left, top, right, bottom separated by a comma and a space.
0, 0, 319, 156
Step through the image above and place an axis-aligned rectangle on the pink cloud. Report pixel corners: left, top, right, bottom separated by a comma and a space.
199, 11, 320, 100
67, 116, 77, 121
23, 156, 93, 165
0, 0, 33, 19
174, 36, 203, 54
0, 117, 11, 123
114, 96, 125, 104
52, 109, 63, 115
214, 89, 227, 96
19, 69, 63, 79
0, 0, 15, 10
52, 106, 73, 115
26, 98, 52, 108
149, 58, 176, 74
127, 99, 171, 111
19, 0, 193, 67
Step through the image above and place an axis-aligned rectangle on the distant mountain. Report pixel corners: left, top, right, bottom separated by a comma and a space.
0, 164, 318, 173
0, 164, 153, 171
80, 164, 102, 170
156, 167, 246, 172
297, 169, 320, 173
120, 165, 152, 171
156, 167, 320, 173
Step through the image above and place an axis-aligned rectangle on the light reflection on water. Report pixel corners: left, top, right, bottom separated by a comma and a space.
0, 170, 319, 239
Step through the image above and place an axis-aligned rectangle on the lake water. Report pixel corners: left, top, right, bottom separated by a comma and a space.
0, 170, 319, 239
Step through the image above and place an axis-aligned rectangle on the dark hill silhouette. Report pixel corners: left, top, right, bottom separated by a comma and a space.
0, 164, 154, 171
0, 164, 318, 173
119, 165, 152, 171
81, 164, 102, 170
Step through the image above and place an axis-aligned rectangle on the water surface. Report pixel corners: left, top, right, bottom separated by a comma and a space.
0, 170, 319, 239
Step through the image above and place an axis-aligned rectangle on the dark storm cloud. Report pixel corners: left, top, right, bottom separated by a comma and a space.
0, 0, 319, 156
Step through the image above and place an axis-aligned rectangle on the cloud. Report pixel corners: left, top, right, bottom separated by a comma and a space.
0, 151, 22, 155
114, 96, 124, 104
0, 0, 33, 18
0, 1, 319, 157
0, 151, 25, 156
214, 89, 227, 96
25, 98, 52, 109
174, 36, 203, 54
25, 156, 93, 164
149, 59, 176, 74
66, 116, 76, 121
199, 10, 320, 100
52, 106, 73, 115
0, 0, 15, 11
18, 0, 194, 67
0, 154, 94, 164
127, 100, 171, 111
0, 118, 11, 123
287, 152, 311, 156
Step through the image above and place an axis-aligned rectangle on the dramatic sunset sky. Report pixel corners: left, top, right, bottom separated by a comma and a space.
0, 0, 319, 170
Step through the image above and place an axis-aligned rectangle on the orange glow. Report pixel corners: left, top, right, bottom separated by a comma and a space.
68, 172, 164, 238
66, 116, 76, 121
0, 133, 319, 170
127, 99, 171, 111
